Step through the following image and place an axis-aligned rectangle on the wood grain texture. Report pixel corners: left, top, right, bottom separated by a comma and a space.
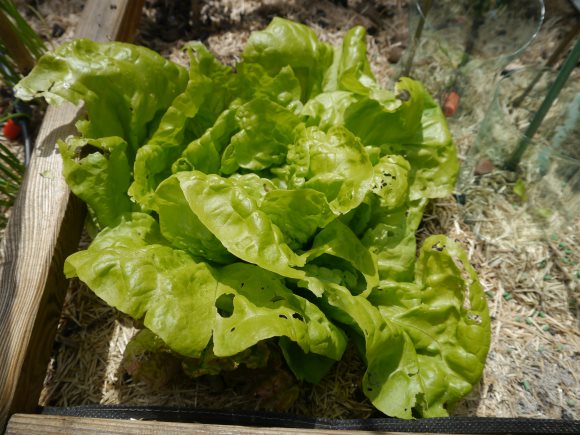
79, 0, 145, 43
0, 0, 144, 432
5, 414, 418, 435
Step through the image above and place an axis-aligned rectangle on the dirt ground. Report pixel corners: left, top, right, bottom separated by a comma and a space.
3, 0, 579, 421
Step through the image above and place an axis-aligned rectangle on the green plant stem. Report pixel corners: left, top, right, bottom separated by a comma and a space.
512, 21, 580, 108
0, 112, 30, 123
505, 37, 580, 172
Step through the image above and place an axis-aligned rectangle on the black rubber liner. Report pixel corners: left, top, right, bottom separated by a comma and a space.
40, 405, 580, 433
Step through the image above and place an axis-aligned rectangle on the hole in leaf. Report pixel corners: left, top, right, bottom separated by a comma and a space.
77, 143, 105, 159
230, 327, 236, 332
292, 313, 304, 321
279, 314, 288, 319
215, 293, 235, 318
397, 90, 411, 101
432, 242, 445, 252
466, 311, 482, 324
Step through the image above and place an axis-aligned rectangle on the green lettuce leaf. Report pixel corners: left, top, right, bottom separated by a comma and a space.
323, 26, 376, 94
302, 91, 358, 131
301, 275, 421, 419
221, 98, 301, 174
279, 338, 339, 384
155, 171, 307, 278
378, 91, 459, 200
302, 235, 490, 419
213, 263, 347, 364
361, 198, 428, 282
307, 219, 379, 296
371, 236, 491, 417
174, 66, 302, 177
129, 44, 235, 210
282, 125, 374, 215
154, 172, 234, 264
235, 63, 303, 114
260, 188, 334, 250
64, 213, 218, 358
174, 107, 240, 175
181, 340, 271, 378
182, 42, 238, 125
370, 154, 411, 209
344, 77, 425, 146
242, 17, 334, 101
122, 328, 183, 389
15, 39, 188, 153
64, 214, 347, 371
58, 136, 133, 229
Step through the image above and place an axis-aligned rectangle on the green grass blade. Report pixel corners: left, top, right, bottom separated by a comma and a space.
0, 179, 19, 197
0, 0, 45, 58
0, 145, 24, 173
0, 159, 23, 183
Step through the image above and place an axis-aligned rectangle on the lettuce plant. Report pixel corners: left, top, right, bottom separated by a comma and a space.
15, 18, 490, 419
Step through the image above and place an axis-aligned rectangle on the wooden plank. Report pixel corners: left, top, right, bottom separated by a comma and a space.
0, 0, 145, 432
79, 0, 145, 43
5, 414, 421, 435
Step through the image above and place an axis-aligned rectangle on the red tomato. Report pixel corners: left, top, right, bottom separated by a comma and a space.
3, 118, 22, 140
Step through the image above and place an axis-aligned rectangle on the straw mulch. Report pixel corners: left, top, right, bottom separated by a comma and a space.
20, 0, 579, 420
